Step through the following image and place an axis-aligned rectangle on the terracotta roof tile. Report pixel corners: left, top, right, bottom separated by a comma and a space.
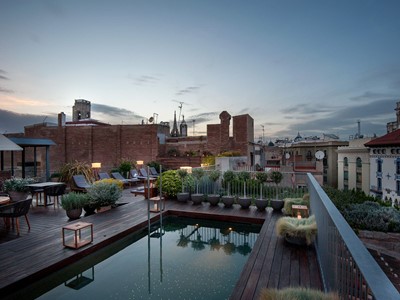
365, 129, 400, 147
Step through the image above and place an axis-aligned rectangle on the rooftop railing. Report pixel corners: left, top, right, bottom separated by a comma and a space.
307, 173, 399, 299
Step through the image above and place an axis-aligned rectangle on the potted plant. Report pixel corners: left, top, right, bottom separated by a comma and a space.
3, 177, 36, 201
237, 171, 251, 209
60, 192, 87, 219
255, 172, 269, 211
87, 179, 123, 212
176, 169, 190, 202
157, 170, 181, 199
191, 168, 205, 205
270, 171, 284, 211
275, 215, 317, 246
207, 170, 221, 206
59, 160, 94, 189
221, 170, 236, 208
50, 172, 61, 182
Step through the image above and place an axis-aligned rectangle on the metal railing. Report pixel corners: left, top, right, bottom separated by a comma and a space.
307, 173, 399, 299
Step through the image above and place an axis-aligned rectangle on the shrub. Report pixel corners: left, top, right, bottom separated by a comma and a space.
157, 170, 181, 198
237, 171, 250, 181
255, 172, 268, 183
3, 177, 35, 192
61, 192, 88, 211
118, 158, 134, 178
343, 201, 400, 232
59, 161, 93, 185
87, 179, 122, 207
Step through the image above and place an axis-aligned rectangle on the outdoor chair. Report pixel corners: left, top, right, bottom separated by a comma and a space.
149, 167, 160, 177
139, 168, 157, 179
111, 172, 137, 187
44, 184, 67, 208
130, 169, 146, 181
72, 175, 92, 193
98, 172, 111, 180
0, 198, 33, 235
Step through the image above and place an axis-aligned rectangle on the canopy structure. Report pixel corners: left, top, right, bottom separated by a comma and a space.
1, 136, 55, 180
0, 134, 23, 151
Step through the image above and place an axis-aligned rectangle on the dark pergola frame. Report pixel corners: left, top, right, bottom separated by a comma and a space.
1, 137, 56, 180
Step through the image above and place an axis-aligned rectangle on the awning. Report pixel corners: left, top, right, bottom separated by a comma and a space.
0, 134, 23, 151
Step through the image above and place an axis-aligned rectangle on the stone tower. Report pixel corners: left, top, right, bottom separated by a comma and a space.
180, 115, 188, 137
72, 99, 91, 121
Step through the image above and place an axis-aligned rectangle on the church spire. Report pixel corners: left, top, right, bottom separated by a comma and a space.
171, 110, 179, 137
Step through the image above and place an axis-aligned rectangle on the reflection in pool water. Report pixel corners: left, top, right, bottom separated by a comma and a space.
24, 216, 261, 300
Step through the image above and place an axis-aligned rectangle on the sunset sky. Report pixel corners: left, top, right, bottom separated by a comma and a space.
1, 0, 400, 141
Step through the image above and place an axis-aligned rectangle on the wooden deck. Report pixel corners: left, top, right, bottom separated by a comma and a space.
0, 189, 322, 299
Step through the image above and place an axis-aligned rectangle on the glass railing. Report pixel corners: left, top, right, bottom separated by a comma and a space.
307, 173, 399, 299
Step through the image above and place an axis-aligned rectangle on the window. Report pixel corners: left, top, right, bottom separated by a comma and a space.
377, 159, 382, 173
344, 171, 349, 180
377, 177, 382, 191
356, 157, 362, 168
344, 157, 348, 167
356, 172, 362, 183
397, 181, 400, 196
396, 159, 400, 175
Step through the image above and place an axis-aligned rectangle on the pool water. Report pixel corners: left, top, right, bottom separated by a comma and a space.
21, 216, 261, 300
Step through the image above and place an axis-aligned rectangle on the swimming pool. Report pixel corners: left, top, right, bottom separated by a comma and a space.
15, 216, 261, 299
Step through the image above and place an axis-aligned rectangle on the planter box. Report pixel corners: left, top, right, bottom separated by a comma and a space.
271, 199, 284, 211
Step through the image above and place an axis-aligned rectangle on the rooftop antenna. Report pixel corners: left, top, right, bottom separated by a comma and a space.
178, 102, 183, 123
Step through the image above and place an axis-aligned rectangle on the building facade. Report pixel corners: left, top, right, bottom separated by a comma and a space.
365, 129, 400, 206
337, 137, 373, 194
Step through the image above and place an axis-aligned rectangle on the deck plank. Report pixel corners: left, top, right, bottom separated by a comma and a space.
0, 190, 322, 298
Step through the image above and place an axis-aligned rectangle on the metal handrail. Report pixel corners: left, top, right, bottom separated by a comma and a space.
307, 173, 399, 299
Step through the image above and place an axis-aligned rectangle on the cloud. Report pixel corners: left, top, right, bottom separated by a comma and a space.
0, 109, 56, 134
91, 103, 144, 119
176, 86, 200, 96
186, 111, 219, 125
350, 91, 398, 102
274, 98, 397, 139
0, 87, 13, 93
0, 69, 10, 80
132, 75, 159, 86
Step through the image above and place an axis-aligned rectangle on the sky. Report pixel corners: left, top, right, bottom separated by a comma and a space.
1, 0, 400, 142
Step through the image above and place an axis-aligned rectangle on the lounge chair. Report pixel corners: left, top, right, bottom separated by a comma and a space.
111, 172, 138, 187
0, 198, 33, 235
130, 169, 146, 181
98, 172, 111, 180
139, 168, 157, 179
149, 167, 160, 177
72, 175, 92, 192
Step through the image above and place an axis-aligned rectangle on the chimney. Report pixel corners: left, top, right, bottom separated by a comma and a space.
58, 112, 66, 127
